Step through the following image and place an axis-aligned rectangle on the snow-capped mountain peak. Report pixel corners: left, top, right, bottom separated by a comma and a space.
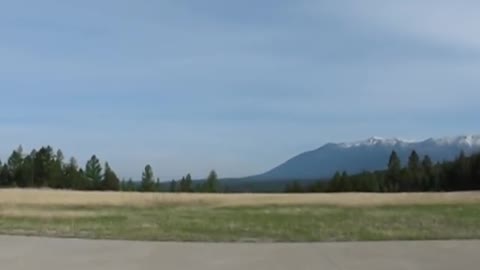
250, 134, 480, 181
433, 135, 480, 147
339, 136, 413, 148
337, 135, 480, 148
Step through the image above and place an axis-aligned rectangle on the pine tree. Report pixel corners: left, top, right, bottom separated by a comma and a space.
7, 146, 24, 186
367, 172, 380, 192
406, 150, 421, 191
18, 154, 34, 188
8, 145, 23, 171
177, 174, 193, 192
169, 179, 177, 192
329, 171, 342, 192
179, 176, 187, 192
472, 154, 480, 190
64, 157, 80, 189
422, 155, 434, 191
457, 151, 472, 189
49, 148, 65, 188
102, 162, 120, 191
56, 150, 64, 164
85, 155, 102, 190
141, 165, 155, 192
33, 146, 56, 187
125, 178, 136, 191
341, 171, 351, 191
0, 164, 10, 187
472, 153, 480, 189
386, 151, 401, 192
185, 174, 193, 192
204, 170, 219, 193
408, 150, 420, 171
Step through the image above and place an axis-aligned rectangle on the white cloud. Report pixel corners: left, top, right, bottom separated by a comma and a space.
305, 0, 480, 51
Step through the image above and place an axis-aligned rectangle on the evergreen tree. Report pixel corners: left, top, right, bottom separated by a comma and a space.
7, 145, 23, 170
33, 146, 56, 187
386, 151, 401, 192
124, 178, 136, 191
18, 154, 34, 188
64, 157, 80, 189
85, 155, 102, 190
102, 162, 120, 191
56, 150, 64, 164
179, 176, 187, 192
7, 146, 24, 186
204, 170, 219, 193
178, 174, 193, 192
329, 171, 342, 192
169, 179, 177, 192
141, 165, 155, 192
0, 164, 10, 187
341, 171, 350, 191
185, 174, 193, 192
367, 172, 380, 192
49, 148, 65, 188
408, 150, 420, 171
457, 151, 472, 190
421, 155, 435, 191
155, 178, 162, 192
472, 154, 480, 189
78, 172, 92, 190
406, 150, 421, 191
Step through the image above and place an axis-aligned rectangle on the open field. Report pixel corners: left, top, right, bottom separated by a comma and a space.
3, 189, 480, 207
0, 189, 480, 242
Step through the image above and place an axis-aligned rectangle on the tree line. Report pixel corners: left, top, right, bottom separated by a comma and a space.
0, 145, 219, 192
286, 150, 480, 193
3, 145, 478, 194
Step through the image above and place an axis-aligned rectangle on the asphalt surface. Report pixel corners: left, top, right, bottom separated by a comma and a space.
0, 236, 478, 270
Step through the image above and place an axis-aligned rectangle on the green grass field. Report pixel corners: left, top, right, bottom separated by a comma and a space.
1, 190, 480, 242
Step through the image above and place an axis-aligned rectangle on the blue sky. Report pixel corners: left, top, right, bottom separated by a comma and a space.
1, 0, 479, 180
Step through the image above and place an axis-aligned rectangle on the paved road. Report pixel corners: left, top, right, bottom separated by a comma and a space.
0, 236, 478, 270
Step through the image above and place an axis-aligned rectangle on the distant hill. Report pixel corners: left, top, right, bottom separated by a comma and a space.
243, 135, 480, 182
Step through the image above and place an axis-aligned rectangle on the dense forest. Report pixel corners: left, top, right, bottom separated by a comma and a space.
0, 145, 478, 193
0, 145, 219, 193
286, 150, 480, 193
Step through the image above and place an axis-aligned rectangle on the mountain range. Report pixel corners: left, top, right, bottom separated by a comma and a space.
245, 135, 480, 182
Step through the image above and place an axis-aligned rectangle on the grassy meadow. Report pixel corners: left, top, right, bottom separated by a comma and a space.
1, 189, 480, 242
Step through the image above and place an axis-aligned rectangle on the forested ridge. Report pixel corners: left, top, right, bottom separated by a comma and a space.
286, 150, 480, 193
0, 145, 478, 193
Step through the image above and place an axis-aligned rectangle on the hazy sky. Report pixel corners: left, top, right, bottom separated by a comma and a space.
1, 0, 479, 179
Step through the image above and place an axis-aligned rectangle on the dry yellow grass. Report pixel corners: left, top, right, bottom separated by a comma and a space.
1, 189, 480, 207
